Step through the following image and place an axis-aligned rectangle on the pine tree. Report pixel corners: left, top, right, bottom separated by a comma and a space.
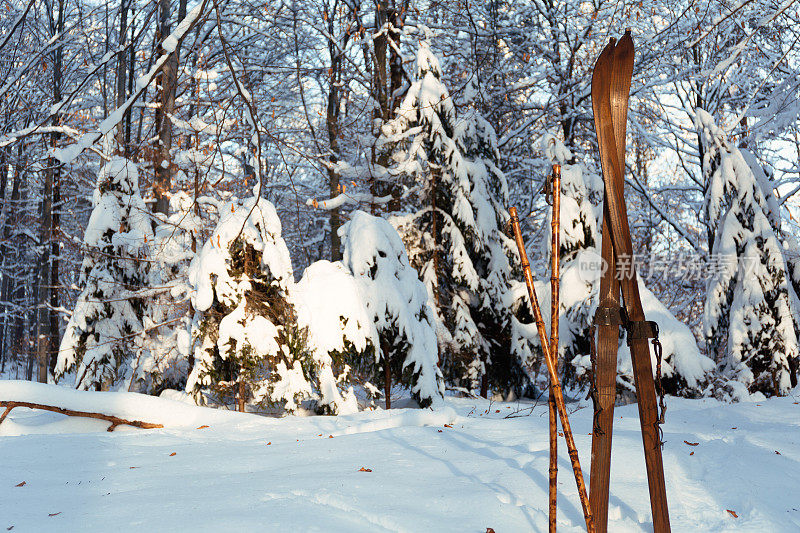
55, 157, 152, 390
382, 31, 534, 398
186, 195, 314, 412
339, 210, 443, 408
697, 108, 799, 397
450, 89, 536, 396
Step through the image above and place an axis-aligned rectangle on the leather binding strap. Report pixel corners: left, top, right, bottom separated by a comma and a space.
626, 320, 658, 344
593, 306, 622, 327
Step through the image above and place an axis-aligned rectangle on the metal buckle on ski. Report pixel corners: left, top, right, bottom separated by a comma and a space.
593, 306, 622, 326
625, 320, 658, 345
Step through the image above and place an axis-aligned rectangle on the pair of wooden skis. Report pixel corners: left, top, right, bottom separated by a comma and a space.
509, 31, 670, 533
590, 31, 670, 533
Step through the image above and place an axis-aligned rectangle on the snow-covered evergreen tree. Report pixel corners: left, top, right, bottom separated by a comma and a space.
55, 158, 152, 390
340, 210, 444, 408
186, 195, 314, 411
132, 191, 206, 394
448, 89, 537, 396
381, 31, 533, 397
698, 108, 799, 397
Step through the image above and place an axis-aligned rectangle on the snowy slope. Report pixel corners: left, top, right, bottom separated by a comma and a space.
1, 382, 799, 531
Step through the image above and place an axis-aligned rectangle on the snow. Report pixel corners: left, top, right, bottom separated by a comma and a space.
189, 196, 293, 313
2, 381, 799, 531
293, 260, 375, 414
293, 260, 376, 356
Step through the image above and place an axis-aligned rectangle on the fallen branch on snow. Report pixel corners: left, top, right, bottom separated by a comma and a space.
0, 401, 164, 432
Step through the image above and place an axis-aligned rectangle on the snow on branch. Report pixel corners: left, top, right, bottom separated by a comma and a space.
51, 2, 208, 164
306, 191, 393, 210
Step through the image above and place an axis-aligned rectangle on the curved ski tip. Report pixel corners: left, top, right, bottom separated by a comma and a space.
619, 30, 634, 50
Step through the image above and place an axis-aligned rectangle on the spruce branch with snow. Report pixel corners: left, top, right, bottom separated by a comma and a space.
340, 211, 444, 408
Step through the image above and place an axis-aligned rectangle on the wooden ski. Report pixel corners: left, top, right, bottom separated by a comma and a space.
589, 32, 671, 533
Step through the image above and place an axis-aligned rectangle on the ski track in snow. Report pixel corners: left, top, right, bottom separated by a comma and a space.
1, 387, 799, 532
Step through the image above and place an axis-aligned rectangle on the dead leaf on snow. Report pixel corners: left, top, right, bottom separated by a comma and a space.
684, 440, 699, 446
14, 481, 25, 487
727, 509, 738, 518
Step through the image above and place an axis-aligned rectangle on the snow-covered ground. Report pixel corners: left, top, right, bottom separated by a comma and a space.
1, 381, 798, 532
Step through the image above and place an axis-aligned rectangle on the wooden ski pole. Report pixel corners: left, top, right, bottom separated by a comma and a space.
508, 207, 594, 533
549, 164, 561, 533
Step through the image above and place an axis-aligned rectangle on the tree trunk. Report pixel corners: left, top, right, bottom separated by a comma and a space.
380, 337, 391, 409
153, 0, 187, 214
49, 152, 61, 376
124, 16, 136, 157
115, 0, 129, 153
326, 10, 343, 261
0, 150, 7, 370
12, 146, 26, 373
385, 6, 404, 211
35, 0, 65, 383
36, 162, 53, 383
